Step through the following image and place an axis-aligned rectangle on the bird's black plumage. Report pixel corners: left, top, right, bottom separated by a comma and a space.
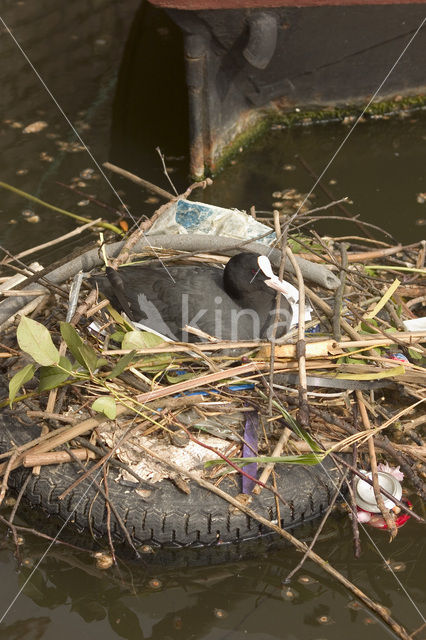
91, 253, 292, 341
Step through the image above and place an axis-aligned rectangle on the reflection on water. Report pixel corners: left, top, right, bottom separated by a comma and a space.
0, 508, 425, 640
201, 113, 426, 246
0, 2, 425, 639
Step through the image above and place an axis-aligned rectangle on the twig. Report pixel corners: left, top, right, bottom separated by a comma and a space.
23, 449, 97, 467
57, 419, 151, 500
56, 181, 121, 214
0, 406, 131, 476
103, 465, 116, 565
168, 415, 291, 509
0, 452, 19, 507
268, 226, 288, 415
103, 161, 174, 201
333, 243, 348, 341
296, 197, 349, 216
0, 246, 68, 298
295, 214, 395, 238
61, 443, 141, 556
286, 246, 309, 426
346, 301, 426, 355
296, 243, 417, 264
350, 441, 362, 557
252, 427, 292, 495
156, 146, 179, 196
410, 622, 426, 638
0, 515, 96, 554
276, 393, 426, 499
284, 469, 348, 582
296, 155, 377, 240
7, 473, 31, 525
73, 435, 149, 485
356, 390, 397, 537
0, 219, 101, 266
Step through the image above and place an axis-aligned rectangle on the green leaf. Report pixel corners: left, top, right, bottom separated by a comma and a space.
135, 357, 172, 373
166, 371, 196, 384
108, 350, 137, 379
107, 305, 133, 331
364, 267, 376, 277
407, 347, 422, 361
92, 396, 117, 419
360, 320, 378, 333
9, 363, 36, 406
334, 364, 405, 380
257, 388, 322, 452
205, 452, 325, 468
345, 357, 366, 365
60, 322, 99, 373
17, 316, 60, 366
96, 358, 109, 370
122, 330, 166, 350
110, 331, 125, 343
38, 356, 73, 392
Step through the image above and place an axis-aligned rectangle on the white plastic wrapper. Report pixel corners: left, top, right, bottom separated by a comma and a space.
147, 199, 277, 246
402, 317, 426, 331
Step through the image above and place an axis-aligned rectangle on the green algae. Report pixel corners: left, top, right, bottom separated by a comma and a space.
207, 94, 426, 178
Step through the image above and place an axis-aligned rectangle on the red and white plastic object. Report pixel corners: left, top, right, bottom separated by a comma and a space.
354, 465, 412, 530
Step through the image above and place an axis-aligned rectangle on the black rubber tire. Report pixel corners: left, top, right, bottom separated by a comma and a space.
0, 411, 344, 550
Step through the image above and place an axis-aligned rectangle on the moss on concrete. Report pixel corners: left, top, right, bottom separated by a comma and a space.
208, 95, 426, 177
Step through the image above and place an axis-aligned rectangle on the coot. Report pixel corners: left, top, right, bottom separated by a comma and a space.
92, 253, 302, 342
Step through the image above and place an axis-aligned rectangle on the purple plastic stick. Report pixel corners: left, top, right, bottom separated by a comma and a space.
242, 411, 259, 494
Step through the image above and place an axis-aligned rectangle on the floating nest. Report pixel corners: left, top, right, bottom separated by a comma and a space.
0, 201, 425, 563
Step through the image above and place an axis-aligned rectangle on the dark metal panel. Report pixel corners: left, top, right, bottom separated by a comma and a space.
149, 1, 426, 8
164, 4, 426, 175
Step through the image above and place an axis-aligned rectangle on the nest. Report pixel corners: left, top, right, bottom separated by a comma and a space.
0, 197, 425, 551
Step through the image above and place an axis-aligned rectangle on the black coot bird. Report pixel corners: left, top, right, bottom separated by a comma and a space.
92, 253, 296, 342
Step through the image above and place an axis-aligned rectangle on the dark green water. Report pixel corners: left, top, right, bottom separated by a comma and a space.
0, 2, 425, 639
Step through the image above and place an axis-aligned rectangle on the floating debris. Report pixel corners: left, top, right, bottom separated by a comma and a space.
80, 168, 95, 180
281, 587, 298, 601
214, 609, 228, 619
94, 552, 114, 570
23, 121, 48, 134
148, 578, 162, 590
55, 140, 85, 153
21, 557, 34, 568
384, 560, 406, 573
297, 575, 318, 585
40, 152, 54, 163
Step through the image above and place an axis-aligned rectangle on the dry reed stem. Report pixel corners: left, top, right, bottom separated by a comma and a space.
356, 390, 397, 537
1, 219, 102, 266
23, 449, 97, 467
286, 246, 308, 424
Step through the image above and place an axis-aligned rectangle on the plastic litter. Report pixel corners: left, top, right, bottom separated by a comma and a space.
147, 199, 276, 246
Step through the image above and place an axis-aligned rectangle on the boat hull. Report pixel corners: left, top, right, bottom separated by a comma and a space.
145, 1, 426, 176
